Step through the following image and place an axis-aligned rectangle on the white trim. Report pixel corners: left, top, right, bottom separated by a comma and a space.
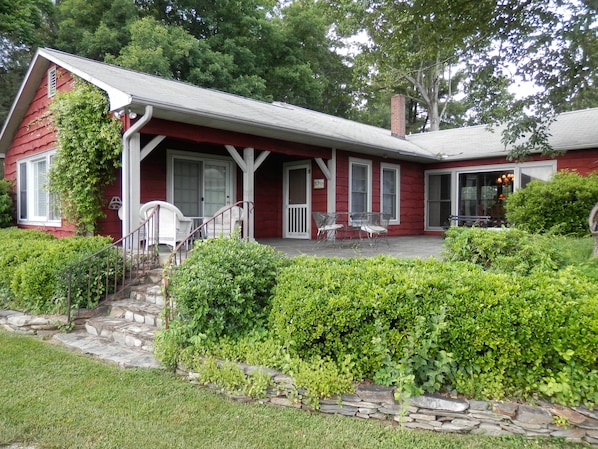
47, 66, 57, 98
424, 160, 557, 231
17, 149, 61, 227
349, 157, 372, 213
380, 162, 400, 224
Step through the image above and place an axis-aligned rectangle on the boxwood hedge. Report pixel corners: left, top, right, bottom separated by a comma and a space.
0, 228, 113, 314
269, 256, 598, 405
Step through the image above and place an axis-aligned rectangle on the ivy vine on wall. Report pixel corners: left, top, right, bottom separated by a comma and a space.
49, 79, 122, 235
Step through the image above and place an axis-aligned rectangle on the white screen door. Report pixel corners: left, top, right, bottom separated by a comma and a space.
283, 162, 310, 239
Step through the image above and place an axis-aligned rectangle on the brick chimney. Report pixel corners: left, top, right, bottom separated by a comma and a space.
390, 94, 406, 138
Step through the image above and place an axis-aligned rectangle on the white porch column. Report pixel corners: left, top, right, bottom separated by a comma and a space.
315, 148, 337, 213
225, 145, 270, 240
121, 105, 152, 240
128, 133, 142, 233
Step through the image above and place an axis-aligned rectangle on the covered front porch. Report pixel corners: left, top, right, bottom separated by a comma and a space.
258, 235, 445, 259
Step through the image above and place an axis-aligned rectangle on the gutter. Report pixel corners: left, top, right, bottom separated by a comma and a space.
121, 105, 153, 238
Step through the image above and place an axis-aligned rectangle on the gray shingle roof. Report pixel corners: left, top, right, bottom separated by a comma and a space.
31, 48, 437, 161
407, 108, 598, 161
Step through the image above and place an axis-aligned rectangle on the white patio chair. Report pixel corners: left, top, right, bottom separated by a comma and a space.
139, 201, 194, 251
313, 211, 344, 243
355, 212, 390, 247
204, 205, 244, 238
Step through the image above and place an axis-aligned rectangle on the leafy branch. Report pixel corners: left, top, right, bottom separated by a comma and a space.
48, 79, 122, 235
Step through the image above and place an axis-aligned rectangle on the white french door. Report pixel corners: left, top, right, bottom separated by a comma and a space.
283, 162, 310, 239
171, 154, 234, 220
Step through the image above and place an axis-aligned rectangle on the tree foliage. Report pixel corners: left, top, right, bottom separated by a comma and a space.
52, 0, 353, 116
48, 80, 122, 235
0, 0, 55, 125
329, 0, 598, 157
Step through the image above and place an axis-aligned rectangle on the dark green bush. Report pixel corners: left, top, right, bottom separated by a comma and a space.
0, 179, 14, 228
443, 227, 566, 275
506, 170, 598, 236
0, 228, 113, 314
269, 256, 598, 406
169, 237, 288, 341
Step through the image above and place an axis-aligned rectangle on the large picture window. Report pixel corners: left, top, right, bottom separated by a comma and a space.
18, 152, 60, 225
349, 158, 371, 214
381, 163, 400, 223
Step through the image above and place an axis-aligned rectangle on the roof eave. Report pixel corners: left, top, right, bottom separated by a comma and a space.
125, 98, 439, 162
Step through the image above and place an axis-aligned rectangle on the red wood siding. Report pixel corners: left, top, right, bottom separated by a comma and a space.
4, 65, 77, 237
144, 119, 332, 159
334, 151, 425, 237
254, 155, 283, 238
556, 148, 598, 174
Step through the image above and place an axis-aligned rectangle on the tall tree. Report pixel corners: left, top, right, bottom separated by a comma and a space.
53, 0, 354, 116
0, 0, 55, 126
329, 0, 598, 157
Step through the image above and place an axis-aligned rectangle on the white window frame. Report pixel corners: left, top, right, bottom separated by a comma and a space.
424, 160, 557, 231
349, 157, 372, 214
380, 163, 400, 224
17, 150, 61, 226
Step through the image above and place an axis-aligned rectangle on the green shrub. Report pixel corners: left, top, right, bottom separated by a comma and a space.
506, 170, 598, 236
269, 256, 598, 405
168, 237, 288, 341
0, 228, 113, 314
443, 227, 566, 275
0, 179, 14, 228
10, 236, 113, 314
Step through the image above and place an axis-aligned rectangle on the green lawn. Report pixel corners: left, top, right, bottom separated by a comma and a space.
0, 330, 585, 449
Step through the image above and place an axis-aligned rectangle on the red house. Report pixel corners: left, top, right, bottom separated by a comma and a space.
1, 48, 597, 241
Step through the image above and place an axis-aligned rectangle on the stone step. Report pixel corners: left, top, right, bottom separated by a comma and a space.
85, 316, 156, 352
109, 299, 163, 328
53, 330, 161, 369
141, 268, 165, 285
130, 283, 165, 306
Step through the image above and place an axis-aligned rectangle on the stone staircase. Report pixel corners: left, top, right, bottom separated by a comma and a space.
53, 268, 165, 369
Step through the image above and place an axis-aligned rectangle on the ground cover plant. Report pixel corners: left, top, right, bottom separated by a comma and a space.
0, 227, 116, 314
158, 235, 598, 408
0, 330, 586, 449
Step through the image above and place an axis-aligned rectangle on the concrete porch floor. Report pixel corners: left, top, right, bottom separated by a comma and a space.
257, 235, 445, 259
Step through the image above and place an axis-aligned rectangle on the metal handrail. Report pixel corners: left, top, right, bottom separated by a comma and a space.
64, 204, 161, 323
162, 200, 255, 328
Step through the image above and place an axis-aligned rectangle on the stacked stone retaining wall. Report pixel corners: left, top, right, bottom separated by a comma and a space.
179, 361, 598, 447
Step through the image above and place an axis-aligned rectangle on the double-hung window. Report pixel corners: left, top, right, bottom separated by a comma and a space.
349, 158, 372, 214
381, 163, 400, 223
18, 151, 60, 225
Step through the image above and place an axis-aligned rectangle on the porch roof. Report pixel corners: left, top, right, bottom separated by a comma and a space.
0, 48, 438, 162
408, 108, 598, 161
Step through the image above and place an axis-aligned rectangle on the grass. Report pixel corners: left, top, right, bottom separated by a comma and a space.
0, 330, 586, 449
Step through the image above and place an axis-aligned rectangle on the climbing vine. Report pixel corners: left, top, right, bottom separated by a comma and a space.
49, 79, 122, 235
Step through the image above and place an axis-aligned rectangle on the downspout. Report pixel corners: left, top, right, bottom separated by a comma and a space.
122, 105, 153, 239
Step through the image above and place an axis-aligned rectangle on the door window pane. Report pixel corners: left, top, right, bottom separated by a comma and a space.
288, 167, 307, 205
174, 159, 201, 217
204, 163, 228, 216
427, 173, 451, 228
